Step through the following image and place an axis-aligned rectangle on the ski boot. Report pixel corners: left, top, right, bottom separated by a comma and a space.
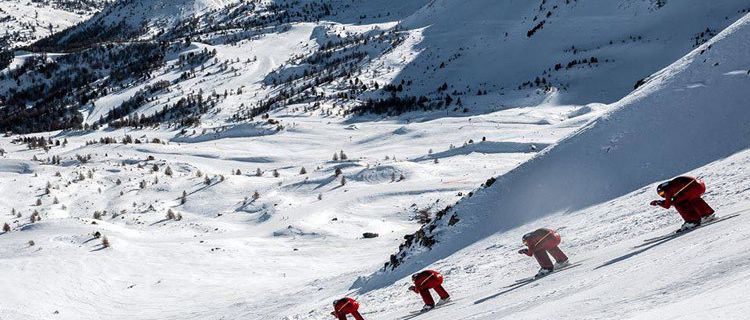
701, 213, 717, 224
421, 304, 435, 312
534, 267, 553, 278
554, 260, 570, 269
436, 297, 451, 306
677, 221, 699, 233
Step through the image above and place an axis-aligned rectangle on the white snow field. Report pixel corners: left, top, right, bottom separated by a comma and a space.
0, 1, 749, 320
0, 0, 106, 47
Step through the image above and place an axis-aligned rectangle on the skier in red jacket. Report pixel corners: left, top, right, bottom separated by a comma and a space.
518, 228, 569, 278
650, 176, 715, 232
331, 297, 365, 320
409, 270, 451, 311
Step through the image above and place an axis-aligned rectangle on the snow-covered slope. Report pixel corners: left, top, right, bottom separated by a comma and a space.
0, 0, 107, 48
338, 11, 750, 320
384, 0, 750, 104
1, 1, 749, 320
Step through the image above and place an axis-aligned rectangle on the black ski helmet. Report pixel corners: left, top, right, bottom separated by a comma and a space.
657, 181, 670, 197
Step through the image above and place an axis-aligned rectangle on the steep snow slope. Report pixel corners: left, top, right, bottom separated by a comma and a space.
323, 11, 750, 320
383, 0, 750, 104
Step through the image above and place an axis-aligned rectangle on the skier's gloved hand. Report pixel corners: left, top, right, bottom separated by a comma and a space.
408, 285, 417, 293
650, 200, 663, 206
518, 248, 528, 255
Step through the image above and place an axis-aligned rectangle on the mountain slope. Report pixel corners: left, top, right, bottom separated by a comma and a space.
348, 11, 750, 319
0, 0, 108, 48
5, 0, 749, 135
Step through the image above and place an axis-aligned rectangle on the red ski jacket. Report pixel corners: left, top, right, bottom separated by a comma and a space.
522, 228, 561, 255
333, 297, 360, 316
412, 270, 444, 290
655, 176, 706, 208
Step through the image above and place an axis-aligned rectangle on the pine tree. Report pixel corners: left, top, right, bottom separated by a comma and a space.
256, 168, 262, 176
181, 191, 187, 204
252, 191, 260, 200
300, 167, 307, 175
339, 150, 348, 160
102, 236, 110, 248
273, 169, 280, 178
334, 167, 342, 177
340, 176, 347, 186
2, 223, 10, 233
164, 166, 173, 176
166, 209, 176, 220
333, 153, 339, 161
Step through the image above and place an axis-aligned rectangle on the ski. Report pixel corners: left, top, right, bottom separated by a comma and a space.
640, 213, 741, 244
399, 301, 456, 319
512, 262, 583, 284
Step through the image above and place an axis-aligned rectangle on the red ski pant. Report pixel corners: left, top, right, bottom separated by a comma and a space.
533, 246, 568, 270
336, 311, 364, 320
418, 285, 450, 306
674, 197, 714, 223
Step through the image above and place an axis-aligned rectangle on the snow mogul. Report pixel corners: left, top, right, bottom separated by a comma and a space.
518, 228, 570, 278
650, 176, 715, 232
331, 297, 365, 320
408, 270, 451, 311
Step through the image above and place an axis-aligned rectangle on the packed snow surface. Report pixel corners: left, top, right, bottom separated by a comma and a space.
1, 1, 749, 320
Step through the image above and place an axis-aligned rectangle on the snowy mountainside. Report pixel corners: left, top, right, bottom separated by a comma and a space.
0, 1, 749, 320
0, 0, 108, 48
337, 10, 750, 320
4, 0, 750, 134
